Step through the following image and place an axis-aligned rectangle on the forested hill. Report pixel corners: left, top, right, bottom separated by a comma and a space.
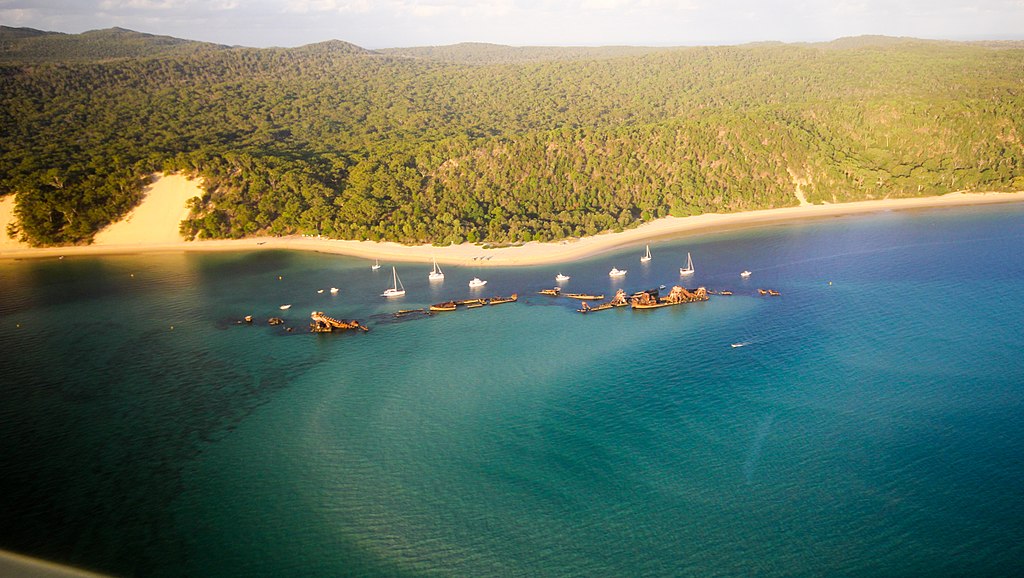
2, 29, 1022, 247
0, 26, 228, 63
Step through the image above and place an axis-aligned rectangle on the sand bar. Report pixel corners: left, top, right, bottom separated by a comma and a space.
2, 174, 1023, 265
0, 550, 108, 578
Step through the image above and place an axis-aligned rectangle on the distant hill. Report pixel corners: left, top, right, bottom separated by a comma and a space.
812, 35, 941, 50
380, 42, 663, 64
0, 26, 226, 63
2, 28, 1023, 247
292, 39, 376, 56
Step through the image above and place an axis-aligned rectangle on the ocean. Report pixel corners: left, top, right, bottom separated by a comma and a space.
2, 204, 1023, 576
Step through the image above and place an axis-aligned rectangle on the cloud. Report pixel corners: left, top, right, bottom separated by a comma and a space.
281, 0, 373, 14
2, 0, 1022, 48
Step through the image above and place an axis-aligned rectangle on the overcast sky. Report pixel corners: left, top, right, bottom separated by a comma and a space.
2, 0, 1023, 49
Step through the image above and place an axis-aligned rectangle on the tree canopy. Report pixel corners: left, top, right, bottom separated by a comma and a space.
2, 27, 1022, 247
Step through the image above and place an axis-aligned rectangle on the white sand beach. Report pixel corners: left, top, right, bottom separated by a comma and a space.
2, 173, 1023, 265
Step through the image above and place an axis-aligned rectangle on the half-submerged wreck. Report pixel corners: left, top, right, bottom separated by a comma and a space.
578, 289, 629, 313
565, 292, 604, 300
630, 286, 708, 309
489, 293, 518, 305
310, 311, 369, 332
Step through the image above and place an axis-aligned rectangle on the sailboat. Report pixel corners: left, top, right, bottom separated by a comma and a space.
371, 258, 381, 271
428, 257, 444, 281
679, 252, 695, 276
382, 267, 406, 297
640, 244, 652, 263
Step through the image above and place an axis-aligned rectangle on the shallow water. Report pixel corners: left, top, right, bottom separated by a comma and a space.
2, 205, 1024, 576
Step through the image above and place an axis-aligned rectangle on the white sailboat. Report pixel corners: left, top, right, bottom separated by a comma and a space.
679, 252, 695, 276
371, 258, 381, 271
609, 267, 627, 277
640, 244, 652, 263
382, 267, 406, 297
428, 257, 444, 281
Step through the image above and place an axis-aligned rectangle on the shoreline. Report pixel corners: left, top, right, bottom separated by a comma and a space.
3, 190, 1024, 266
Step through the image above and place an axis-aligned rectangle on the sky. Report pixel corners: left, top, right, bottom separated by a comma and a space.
2, 0, 1023, 49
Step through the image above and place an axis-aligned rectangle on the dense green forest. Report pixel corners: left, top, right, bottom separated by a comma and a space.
1, 27, 1023, 247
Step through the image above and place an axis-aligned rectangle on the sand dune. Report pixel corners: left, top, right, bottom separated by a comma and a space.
0, 173, 201, 254
92, 174, 201, 246
0, 194, 23, 252
2, 174, 1023, 265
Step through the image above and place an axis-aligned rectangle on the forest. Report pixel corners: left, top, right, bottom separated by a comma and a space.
2, 27, 1023, 247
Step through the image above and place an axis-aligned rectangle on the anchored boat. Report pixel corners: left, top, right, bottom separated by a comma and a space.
640, 244, 652, 263
679, 252, 695, 276
382, 267, 406, 297
429, 257, 444, 281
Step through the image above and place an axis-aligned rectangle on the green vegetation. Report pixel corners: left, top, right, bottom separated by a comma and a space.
2, 27, 1023, 247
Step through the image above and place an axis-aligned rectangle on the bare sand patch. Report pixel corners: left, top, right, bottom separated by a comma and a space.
92, 174, 202, 246
0, 194, 27, 251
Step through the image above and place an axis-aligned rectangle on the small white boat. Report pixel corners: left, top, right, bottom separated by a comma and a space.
640, 244, 652, 263
609, 267, 627, 277
382, 267, 406, 297
330, 287, 339, 294
679, 252, 695, 276
741, 270, 752, 278
317, 289, 324, 294
731, 342, 748, 348
371, 259, 381, 271
428, 257, 444, 281
279, 304, 292, 310
555, 273, 570, 282
468, 277, 487, 288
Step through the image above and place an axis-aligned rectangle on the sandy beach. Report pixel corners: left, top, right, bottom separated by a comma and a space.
2, 174, 1023, 265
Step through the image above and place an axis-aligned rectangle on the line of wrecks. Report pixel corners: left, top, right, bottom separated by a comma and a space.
243, 285, 781, 334
537, 285, 710, 313
538, 285, 781, 313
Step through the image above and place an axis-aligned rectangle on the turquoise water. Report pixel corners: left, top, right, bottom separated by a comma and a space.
2, 205, 1024, 576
